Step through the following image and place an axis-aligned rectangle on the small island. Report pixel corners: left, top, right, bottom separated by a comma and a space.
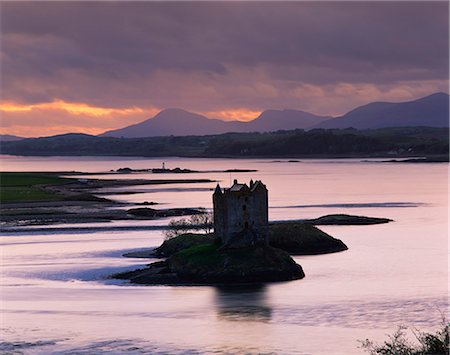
114, 179, 340, 285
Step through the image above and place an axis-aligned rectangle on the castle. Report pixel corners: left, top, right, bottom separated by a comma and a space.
213, 179, 268, 248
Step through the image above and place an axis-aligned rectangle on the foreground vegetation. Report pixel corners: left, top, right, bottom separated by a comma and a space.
0, 172, 69, 202
1, 127, 448, 158
360, 321, 449, 355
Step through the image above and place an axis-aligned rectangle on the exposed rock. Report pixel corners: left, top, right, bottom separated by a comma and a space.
223, 169, 258, 172
127, 207, 204, 218
269, 222, 347, 255
113, 261, 181, 284
114, 244, 304, 285
117, 167, 133, 173
379, 156, 449, 163
302, 214, 392, 225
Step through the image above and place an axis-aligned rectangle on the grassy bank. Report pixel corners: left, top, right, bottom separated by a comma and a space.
0, 172, 69, 202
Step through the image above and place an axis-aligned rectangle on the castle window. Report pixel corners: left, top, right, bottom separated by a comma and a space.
244, 221, 249, 228
242, 204, 246, 211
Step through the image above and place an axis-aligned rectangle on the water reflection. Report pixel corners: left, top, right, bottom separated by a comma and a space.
214, 284, 272, 322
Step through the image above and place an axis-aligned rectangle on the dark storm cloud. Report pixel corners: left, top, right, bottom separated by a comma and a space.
1, 1, 449, 113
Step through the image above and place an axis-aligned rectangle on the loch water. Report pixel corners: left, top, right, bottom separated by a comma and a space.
0, 155, 448, 354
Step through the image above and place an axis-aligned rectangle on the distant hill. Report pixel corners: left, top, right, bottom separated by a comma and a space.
1, 127, 447, 158
100, 108, 329, 138
0, 134, 24, 141
245, 109, 330, 132
101, 108, 245, 137
316, 93, 449, 129
35, 133, 98, 141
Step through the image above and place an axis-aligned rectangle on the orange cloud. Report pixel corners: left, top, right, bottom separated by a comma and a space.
2, 124, 107, 138
204, 108, 261, 122
0, 100, 148, 117
0, 99, 160, 137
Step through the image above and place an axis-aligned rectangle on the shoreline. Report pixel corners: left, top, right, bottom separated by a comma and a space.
1, 154, 449, 161
0, 172, 215, 228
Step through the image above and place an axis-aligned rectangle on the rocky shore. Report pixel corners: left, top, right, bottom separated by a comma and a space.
115, 244, 305, 285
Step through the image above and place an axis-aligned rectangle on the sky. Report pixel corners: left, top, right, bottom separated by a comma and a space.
1, 1, 449, 137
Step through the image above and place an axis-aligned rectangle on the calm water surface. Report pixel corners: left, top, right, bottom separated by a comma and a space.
0, 156, 448, 354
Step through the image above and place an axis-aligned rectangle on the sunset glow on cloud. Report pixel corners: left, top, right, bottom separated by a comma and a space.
0, 1, 448, 137
204, 109, 262, 122
0, 100, 159, 137
0, 100, 148, 116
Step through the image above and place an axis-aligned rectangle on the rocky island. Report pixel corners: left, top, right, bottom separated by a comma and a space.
115, 243, 304, 285
114, 179, 338, 285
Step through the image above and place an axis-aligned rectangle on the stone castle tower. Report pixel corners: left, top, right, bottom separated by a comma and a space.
213, 179, 268, 248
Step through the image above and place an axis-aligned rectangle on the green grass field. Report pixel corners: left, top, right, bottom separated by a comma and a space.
0, 172, 69, 202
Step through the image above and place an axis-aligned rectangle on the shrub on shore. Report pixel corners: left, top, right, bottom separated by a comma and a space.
359, 321, 449, 355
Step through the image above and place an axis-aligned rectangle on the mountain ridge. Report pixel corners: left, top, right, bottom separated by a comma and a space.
315, 92, 449, 129
2, 93, 448, 140
100, 108, 330, 138
101, 92, 449, 138
0, 134, 24, 141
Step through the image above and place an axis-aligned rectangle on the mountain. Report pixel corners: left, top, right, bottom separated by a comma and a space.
101, 108, 329, 138
245, 109, 330, 132
316, 93, 449, 129
101, 108, 245, 138
0, 134, 24, 141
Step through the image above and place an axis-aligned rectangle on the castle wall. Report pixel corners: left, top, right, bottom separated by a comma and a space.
213, 181, 268, 248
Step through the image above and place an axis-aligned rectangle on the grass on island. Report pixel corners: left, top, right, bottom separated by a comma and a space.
174, 243, 221, 265
0, 172, 70, 202
172, 243, 293, 269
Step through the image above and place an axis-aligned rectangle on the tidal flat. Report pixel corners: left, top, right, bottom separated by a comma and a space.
0, 172, 215, 228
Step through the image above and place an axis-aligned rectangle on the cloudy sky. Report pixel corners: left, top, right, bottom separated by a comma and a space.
1, 1, 448, 137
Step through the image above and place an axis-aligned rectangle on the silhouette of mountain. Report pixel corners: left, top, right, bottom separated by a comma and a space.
246, 109, 330, 132
101, 108, 245, 137
101, 108, 329, 137
0, 134, 24, 141
316, 93, 449, 129
39, 133, 98, 141
4, 93, 448, 140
